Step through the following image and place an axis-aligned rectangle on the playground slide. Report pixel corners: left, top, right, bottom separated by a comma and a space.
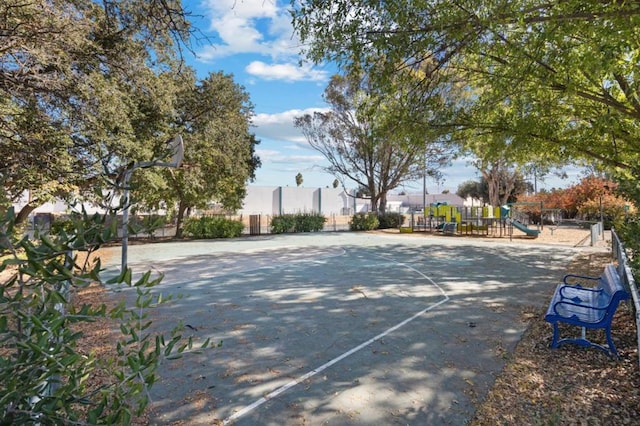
511, 219, 541, 237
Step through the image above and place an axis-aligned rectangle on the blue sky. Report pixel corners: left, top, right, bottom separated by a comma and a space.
185, 0, 579, 193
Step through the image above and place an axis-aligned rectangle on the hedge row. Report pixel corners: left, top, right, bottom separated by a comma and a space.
183, 216, 244, 239
271, 212, 327, 234
349, 212, 403, 231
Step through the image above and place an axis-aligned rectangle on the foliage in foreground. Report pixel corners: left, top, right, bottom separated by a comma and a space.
270, 213, 327, 234
0, 209, 213, 424
183, 216, 244, 239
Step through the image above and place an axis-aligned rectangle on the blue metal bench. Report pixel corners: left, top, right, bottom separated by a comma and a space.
544, 264, 629, 357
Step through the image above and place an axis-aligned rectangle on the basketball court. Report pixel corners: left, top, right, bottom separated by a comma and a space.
102, 232, 602, 425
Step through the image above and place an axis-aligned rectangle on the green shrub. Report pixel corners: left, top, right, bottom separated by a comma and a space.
270, 215, 296, 234
141, 214, 167, 238
51, 215, 79, 235
350, 213, 379, 231
183, 216, 244, 239
294, 212, 327, 232
617, 215, 640, 272
377, 212, 403, 229
271, 213, 327, 234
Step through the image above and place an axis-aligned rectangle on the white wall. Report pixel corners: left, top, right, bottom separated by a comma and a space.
238, 186, 359, 216
14, 186, 374, 217
281, 186, 316, 214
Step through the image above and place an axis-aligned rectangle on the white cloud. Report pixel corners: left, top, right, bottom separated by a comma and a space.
252, 108, 330, 145
256, 149, 325, 165
251, 108, 332, 185
198, 0, 300, 61
245, 61, 327, 82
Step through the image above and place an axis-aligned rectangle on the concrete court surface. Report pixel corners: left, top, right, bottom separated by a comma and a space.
102, 232, 607, 425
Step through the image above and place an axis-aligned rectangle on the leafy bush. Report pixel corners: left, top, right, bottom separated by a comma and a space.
270, 215, 296, 234
617, 215, 640, 272
377, 212, 403, 229
51, 217, 74, 234
183, 216, 244, 239
0, 208, 213, 424
350, 213, 379, 231
270, 213, 327, 234
141, 214, 167, 238
293, 212, 327, 232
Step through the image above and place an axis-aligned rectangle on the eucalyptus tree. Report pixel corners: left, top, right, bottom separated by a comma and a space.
291, 1, 640, 203
295, 71, 452, 213
1, 0, 193, 222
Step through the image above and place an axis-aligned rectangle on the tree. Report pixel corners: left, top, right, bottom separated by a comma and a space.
457, 168, 531, 206
472, 159, 533, 206
132, 70, 260, 238
1, 0, 193, 223
296, 173, 304, 187
457, 180, 485, 204
295, 72, 451, 213
291, 1, 640, 204
517, 176, 631, 222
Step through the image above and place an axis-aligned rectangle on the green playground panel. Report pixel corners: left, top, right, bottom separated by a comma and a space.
459, 223, 489, 233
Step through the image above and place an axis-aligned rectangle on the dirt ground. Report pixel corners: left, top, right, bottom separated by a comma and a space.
505, 226, 591, 246
73, 227, 638, 424
470, 250, 640, 425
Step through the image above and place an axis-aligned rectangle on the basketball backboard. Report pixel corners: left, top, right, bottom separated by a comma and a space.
168, 135, 184, 168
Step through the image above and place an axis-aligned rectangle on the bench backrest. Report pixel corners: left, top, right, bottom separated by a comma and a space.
598, 264, 629, 308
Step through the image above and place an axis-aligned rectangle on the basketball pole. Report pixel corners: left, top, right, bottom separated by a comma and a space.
121, 135, 183, 272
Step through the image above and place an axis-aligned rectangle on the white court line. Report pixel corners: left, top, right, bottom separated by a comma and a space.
222, 257, 450, 425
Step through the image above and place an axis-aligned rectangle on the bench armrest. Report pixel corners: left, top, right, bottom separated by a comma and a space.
553, 300, 607, 323
559, 284, 603, 301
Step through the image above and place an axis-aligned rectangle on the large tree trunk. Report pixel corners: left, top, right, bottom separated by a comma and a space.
369, 185, 379, 212
15, 203, 38, 226
500, 174, 519, 205
481, 169, 501, 207
378, 192, 388, 214
175, 199, 188, 238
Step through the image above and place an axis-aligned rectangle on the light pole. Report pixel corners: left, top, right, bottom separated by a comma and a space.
121, 135, 183, 271
422, 149, 427, 225
600, 184, 610, 240
599, 193, 603, 238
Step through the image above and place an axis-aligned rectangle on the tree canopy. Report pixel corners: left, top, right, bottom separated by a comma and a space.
291, 1, 640, 203
1, 0, 193, 221
2, 1, 260, 231
133, 70, 260, 237
517, 175, 634, 223
456, 166, 531, 206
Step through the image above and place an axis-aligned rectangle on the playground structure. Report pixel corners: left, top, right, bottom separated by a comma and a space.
405, 202, 543, 238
